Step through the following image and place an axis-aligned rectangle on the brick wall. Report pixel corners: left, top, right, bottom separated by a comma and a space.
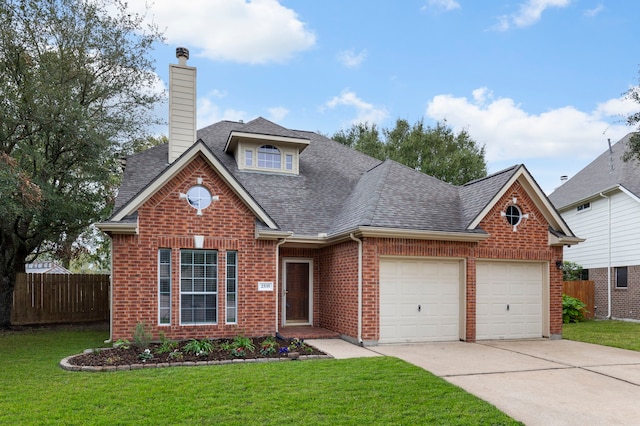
590, 265, 640, 320
354, 181, 563, 343
111, 155, 277, 340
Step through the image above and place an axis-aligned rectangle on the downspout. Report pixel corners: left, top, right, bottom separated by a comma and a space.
275, 233, 293, 334
104, 235, 113, 344
599, 192, 612, 319
349, 233, 363, 345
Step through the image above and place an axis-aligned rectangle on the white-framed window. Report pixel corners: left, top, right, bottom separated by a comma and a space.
504, 205, 522, 226
244, 149, 253, 167
158, 249, 171, 325
180, 250, 218, 324
257, 145, 281, 169
285, 154, 293, 170
576, 202, 591, 212
226, 251, 238, 324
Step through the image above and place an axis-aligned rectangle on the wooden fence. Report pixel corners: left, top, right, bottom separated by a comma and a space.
11, 273, 110, 325
563, 280, 594, 319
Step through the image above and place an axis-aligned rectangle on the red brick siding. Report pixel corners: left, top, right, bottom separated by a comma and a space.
111, 155, 277, 340
317, 242, 360, 337
590, 265, 640, 320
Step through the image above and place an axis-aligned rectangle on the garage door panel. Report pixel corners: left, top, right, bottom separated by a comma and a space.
380, 258, 461, 343
477, 261, 544, 340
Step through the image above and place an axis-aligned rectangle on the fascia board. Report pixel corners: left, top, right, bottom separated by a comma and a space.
112, 142, 278, 229
225, 131, 310, 153
95, 221, 138, 235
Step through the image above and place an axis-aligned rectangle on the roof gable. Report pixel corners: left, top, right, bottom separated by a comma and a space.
463, 165, 577, 239
549, 133, 640, 209
107, 140, 277, 230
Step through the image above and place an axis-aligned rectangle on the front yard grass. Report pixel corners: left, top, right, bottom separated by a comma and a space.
0, 328, 521, 425
563, 319, 640, 351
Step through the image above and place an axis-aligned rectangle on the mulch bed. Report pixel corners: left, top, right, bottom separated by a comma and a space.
66, 336, 328, 369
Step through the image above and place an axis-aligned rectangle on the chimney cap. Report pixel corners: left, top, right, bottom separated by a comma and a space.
176, 47, 189, 60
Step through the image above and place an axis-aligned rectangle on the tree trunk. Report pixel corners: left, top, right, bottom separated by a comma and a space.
0, 273, 15, 328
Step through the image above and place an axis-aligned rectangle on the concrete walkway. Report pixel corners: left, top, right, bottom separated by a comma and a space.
372, 339, 640, 426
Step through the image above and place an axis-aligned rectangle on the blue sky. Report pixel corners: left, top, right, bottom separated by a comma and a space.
128, 0, 640, 194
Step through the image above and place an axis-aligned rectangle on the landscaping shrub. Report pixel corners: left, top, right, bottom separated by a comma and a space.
562, 294, 587, 323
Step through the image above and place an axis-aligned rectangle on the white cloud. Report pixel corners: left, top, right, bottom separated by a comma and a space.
493, 0, 571, 31
267, 106, 289, 122
337, 49, 368, 68
128, 0, 316, 64
425, 88, 634, 163
324, 90, 389, 125
197, 97, 247, 127
422, 0, 461, 12
584, 4, 604, 17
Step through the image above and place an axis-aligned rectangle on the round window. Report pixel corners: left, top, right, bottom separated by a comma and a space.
186, 185, 212, 210
505, 205, 522, 226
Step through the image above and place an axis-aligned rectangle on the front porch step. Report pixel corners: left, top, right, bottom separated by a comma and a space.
278, 326, 340, 340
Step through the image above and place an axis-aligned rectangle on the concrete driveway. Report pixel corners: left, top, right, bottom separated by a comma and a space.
372, 339, 640, 426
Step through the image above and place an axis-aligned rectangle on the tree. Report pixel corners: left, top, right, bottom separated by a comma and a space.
0, 0, 164, 327
332, 119, 487, 185
624, 79, 640, 162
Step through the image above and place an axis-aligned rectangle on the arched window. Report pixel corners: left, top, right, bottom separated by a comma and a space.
257, 145, 281, 169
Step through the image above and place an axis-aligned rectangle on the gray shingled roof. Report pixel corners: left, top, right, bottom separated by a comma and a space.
548, 133, 640, 210
459, 165, 520, 227
111, 117, 530, 236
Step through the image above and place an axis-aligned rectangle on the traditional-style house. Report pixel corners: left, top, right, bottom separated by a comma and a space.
98, 49, 581, 344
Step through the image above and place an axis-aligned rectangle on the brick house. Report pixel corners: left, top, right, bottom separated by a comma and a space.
549, 134, 640, 320
98, 49, 581, 344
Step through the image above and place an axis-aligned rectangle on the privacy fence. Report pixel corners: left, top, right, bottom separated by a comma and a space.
11, 273, 110, 325
563, 280, 595, 319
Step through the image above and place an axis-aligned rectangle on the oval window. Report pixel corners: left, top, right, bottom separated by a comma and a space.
186, 185, 212, 210
505, 205, 522, 226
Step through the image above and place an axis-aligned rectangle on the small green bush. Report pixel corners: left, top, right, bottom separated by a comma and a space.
132, 322, 153, 349
562, 294, 587, 324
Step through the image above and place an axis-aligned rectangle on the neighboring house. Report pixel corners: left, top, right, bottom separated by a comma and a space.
549, 134, 640, 320
97, 49, 581, 344
25, 262, 72, 274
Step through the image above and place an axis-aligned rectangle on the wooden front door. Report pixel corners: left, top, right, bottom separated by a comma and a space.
284, 261, 310, 324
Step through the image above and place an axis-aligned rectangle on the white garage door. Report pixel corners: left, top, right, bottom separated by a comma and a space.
379, 258, 462, 344
476, 261, 544, 340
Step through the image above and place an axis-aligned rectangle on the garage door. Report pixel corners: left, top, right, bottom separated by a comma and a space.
476, 261, 545, 340
379, 258, 462, 344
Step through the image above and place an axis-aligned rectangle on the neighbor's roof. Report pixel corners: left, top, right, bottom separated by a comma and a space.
110, 117, 571, 239
549, 133, 640, 210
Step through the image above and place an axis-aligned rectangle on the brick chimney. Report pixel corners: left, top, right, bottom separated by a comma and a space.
168, 47, 197, 163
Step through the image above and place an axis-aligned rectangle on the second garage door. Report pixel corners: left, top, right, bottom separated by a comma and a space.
476, 261, 546, 340
379, 258, 462, 344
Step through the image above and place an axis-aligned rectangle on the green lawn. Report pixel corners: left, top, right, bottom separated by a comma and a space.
563, 319, 640, 351
0, 328, 520, 425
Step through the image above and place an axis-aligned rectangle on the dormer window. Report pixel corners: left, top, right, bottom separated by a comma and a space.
257, 145, 281, 169
226, 125, 310, 175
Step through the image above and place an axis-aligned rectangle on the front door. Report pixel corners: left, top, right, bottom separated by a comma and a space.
283, 259, 312, 324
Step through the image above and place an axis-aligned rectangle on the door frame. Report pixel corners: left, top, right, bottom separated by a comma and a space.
282, 258, 313, 326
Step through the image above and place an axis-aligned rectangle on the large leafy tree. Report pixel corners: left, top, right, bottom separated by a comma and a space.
624, 77, 640, 162
0, 0, 164, 326
332, 119, 487, 185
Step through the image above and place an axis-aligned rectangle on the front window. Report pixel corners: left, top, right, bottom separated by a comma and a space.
180, 250, 218, 324
158, 249, 171, 325
258, 145, 281, 169
226, 251, 238, 324
245, 150, 253, 167
186, 185, 212, 210
285, 154, 293, 171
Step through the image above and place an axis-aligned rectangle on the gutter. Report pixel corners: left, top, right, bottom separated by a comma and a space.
350, 233, 363, 345
274, 232, 294, 334
104, 235, 113, 344
599, 192, 612, 319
